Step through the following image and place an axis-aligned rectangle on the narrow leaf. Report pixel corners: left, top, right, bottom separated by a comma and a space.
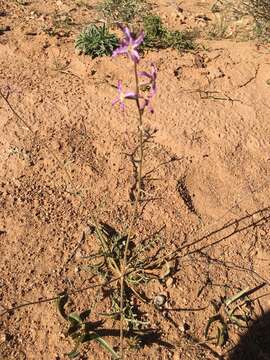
67, 349, 80, 359
57, 292, 69, 320
95, 336, 119, 359
217, 324, 227, 346
81, 333, 119, 359
224, 287, 249, 307
80, 309, 91, 321
66, 334, 85, 359
68, 312, 82, 324
205, 315, 221, 338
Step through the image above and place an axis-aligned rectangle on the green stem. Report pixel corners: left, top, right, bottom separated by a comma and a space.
120, 62, 144, 359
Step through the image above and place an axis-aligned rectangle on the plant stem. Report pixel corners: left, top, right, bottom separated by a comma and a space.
119, 62, 144, 359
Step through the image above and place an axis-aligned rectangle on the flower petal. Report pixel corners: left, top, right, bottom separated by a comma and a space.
133, 31, 144, 48
139, 71, 152, 79
112, 96, 120, 106
118, 24, 132, 41
120, 101, 125, 111
130, 50, 140, 63
151, 63, 157, 77
150, 83, 157, 97
123, 27, 132, 41
117, 80, 123, 93
112, 46, 128, 58
140, 97, 154, 113
125, 91, 137, 99
147, 102, 154, 113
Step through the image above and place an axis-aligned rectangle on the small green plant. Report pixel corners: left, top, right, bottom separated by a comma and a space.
75, 24, 119, 58
83, 222, 161, 312
142, 15, 195, 51
98, 0, 149, 26
57, 293, 119, 359
205, 288, 254, 346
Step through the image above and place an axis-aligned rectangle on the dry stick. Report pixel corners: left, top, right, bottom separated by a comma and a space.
119, 62, 144, 359
150, 213, 270, 275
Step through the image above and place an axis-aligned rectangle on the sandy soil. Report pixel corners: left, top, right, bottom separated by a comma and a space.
0, 0, 270, 359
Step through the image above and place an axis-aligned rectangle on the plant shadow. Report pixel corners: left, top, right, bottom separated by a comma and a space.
229, 310, 270, 360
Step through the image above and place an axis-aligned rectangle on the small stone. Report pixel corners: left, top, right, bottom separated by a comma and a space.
154, 294, 166, 308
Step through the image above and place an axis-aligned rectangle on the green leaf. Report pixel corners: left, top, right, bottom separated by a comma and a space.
95, 336, 119, 359
81, 333, 119, 359
224, 287, 249, 307
57, 292, 69, 320
66, 334, 86, 358
230, 314, 248, 327
217, 323, 228, 346
75, 24, 119, 58
67, 349, 80, 359
205, 314, 221, 338
68, 312, 82, 324
80, 309, 91, 321
67, 324, 81, 336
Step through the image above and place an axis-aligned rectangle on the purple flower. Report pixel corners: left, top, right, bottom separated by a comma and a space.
112, 26, 144, 64
139, 63, 157, 113
140, 98, 154, 114
139, 63, 157, 97
112, 80, 137, 111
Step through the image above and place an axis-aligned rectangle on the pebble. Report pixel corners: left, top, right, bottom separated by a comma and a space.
154, 294, 166, 308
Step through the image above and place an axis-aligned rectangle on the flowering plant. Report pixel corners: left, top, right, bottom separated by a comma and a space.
112, 25, 157, 114
111, 25, 158, 357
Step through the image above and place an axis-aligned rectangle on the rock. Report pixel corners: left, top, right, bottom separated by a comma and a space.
154, 294, 166, 308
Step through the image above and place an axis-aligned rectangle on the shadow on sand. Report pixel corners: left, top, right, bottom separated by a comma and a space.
229, 310, 270, 360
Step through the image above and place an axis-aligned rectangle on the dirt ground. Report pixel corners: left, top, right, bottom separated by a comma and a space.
0, 0, 270, 359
